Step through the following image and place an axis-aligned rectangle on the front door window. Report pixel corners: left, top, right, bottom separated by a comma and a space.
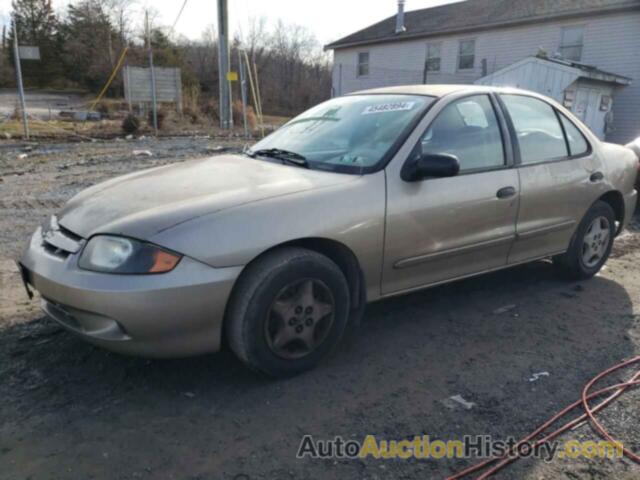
420, 95, 505, 172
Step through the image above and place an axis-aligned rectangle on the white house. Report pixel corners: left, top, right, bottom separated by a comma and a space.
326, 0, 640, 144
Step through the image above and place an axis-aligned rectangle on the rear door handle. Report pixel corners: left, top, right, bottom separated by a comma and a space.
496, 186, 517, 199
590, 171, 604, 182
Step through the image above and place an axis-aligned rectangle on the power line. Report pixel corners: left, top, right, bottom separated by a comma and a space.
169, 0, 189, 35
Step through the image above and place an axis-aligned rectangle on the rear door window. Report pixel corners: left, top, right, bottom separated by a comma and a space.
501, 95, 568, 164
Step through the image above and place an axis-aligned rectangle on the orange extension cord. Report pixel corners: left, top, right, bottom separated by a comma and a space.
447, 356, 640, 480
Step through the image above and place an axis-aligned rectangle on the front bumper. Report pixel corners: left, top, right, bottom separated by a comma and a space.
20, 227, 242, 358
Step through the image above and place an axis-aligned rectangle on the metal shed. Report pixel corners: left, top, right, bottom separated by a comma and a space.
475, 55, 631, 139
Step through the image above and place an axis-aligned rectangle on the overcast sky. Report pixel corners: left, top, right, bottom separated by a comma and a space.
0, 0, 460, 45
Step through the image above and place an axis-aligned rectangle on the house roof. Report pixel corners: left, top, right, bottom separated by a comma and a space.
474, 55, 631, 97
542, 56, 632, 85
325, 0, 640, 50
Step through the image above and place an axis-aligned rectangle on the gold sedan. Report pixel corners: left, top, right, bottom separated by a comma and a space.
19, 85, 639, 377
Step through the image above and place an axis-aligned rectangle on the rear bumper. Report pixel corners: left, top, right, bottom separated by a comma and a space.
20, 227, 242, 358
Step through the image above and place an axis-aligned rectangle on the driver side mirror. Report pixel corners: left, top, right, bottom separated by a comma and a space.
402, 153, 460, 182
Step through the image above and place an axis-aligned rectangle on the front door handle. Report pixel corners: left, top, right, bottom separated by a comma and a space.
496, 186, 517, 199
590, 171, 604, 182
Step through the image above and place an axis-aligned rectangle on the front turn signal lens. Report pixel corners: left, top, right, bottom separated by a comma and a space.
149, 250, 181, 273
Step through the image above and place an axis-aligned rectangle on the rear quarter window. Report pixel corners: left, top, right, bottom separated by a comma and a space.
559, 114, 590, 156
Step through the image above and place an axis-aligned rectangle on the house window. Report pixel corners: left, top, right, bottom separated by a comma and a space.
357, 52, 370, 77
425, 43, 441, 72
560, 26, 584, 61
458, 39, 475, 70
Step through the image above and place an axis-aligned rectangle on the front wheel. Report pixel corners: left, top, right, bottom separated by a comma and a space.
226, 247, 350, 377
553, 201, 616, 280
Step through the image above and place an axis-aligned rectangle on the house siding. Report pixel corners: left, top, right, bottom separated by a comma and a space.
332, 11, 640, 143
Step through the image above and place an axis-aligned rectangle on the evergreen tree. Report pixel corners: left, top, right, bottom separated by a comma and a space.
61, 1, 120, 91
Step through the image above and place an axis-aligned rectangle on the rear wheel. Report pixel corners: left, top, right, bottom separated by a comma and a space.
226, 247, 350, 377
553, 201, 615, 280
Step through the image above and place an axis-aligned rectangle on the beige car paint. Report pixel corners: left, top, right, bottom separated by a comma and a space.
150, 171, 388, 301
57, 155, 362, 240
19, 85, 639, 358
382, 89, 519, 294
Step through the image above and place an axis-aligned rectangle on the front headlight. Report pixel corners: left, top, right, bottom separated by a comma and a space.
79, 235, 182, 274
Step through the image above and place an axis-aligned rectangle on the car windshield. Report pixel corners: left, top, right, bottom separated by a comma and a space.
248, 94, 435, 174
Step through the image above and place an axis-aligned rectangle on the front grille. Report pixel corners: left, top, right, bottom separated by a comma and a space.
43, 242, 71, 259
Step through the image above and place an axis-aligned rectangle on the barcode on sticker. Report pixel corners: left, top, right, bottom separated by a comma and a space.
362, 102, 416, 115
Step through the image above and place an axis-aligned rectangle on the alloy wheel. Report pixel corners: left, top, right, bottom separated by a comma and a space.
581, 216, 611, 268
264, 278, 335, 359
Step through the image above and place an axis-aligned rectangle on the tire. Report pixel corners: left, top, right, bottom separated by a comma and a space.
226, 247, 350, 377
553, 201, 616, 280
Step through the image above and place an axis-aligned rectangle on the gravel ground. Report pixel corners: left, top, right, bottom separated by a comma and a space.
0, 138, 639, 480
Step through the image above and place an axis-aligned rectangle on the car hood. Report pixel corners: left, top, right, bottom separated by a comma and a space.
58, 154, 357, 239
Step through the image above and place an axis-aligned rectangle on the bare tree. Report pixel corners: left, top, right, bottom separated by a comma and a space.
256, 19, 330, 115
104, 0, 138, 44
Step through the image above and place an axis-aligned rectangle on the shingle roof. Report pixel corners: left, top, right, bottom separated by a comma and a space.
325, 0, 640, 50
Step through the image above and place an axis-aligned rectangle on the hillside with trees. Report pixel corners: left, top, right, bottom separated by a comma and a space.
1, 0, 333, 117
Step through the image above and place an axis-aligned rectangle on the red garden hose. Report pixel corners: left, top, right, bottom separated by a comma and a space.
447, 356, 640, 479
581, 357, 640, 464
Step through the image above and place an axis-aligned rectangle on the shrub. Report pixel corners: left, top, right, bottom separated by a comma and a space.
183, 106, 200, 124
203, 99, 219, 122
203, 99, 258, 131
147, 109, 166, 130
122, 114, 140, 134
96, 102, 111, 117
183, 85, 201, 112
232, 100, 258, 131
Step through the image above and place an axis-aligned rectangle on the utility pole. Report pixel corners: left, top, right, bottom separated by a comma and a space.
12, 21, 29, 140
217, 0, 232, 129
238, 49, 249, 138
146, 11, 158, 135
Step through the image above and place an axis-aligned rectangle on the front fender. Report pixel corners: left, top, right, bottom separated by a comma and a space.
150, 172, 387, 300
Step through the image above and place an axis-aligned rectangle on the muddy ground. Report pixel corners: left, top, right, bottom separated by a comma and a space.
0, 138, 639, 480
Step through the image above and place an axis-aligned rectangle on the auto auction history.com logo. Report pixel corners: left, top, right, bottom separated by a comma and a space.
296, 435, 623, 463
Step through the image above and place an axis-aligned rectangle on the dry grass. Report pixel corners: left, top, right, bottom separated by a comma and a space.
0, 116, 278, 140
0, 95, 291, 141
0, 119, 122, 140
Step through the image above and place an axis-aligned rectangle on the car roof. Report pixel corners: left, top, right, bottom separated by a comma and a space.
347, 84, 534, 98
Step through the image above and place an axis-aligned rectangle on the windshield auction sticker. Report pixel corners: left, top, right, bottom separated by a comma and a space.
362, 102, 416, 115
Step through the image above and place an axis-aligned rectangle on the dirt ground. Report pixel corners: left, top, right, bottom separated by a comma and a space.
1, 137, 639, 480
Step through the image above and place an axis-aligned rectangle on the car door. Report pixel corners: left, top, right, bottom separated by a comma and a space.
498, 94, 609, 264
382, 93, 519, 295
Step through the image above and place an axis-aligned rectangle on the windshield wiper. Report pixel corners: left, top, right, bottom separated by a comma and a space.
250, 148, 310, 168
